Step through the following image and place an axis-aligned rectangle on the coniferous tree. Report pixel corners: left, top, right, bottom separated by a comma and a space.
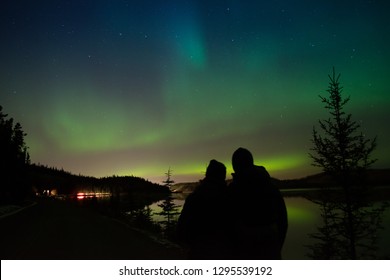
130, 205, 161, 232
0, 105, 31, 203
308, 68, 387, 259
310, 68, 377, 174
162, 167, 175, 189
157, 196, 180, 227
157, 168, 180, 238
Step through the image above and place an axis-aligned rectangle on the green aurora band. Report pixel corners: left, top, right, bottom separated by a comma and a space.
1, 1, 389, 182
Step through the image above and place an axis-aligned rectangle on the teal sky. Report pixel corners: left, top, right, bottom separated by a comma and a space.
1, 0, 389, 182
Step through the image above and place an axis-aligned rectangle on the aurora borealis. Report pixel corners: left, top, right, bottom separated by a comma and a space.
1, 1, 389, 183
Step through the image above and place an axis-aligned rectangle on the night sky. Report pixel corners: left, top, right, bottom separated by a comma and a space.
1, 0, 389, 183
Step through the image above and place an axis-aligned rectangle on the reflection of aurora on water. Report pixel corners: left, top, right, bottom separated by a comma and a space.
147, 195, 390, 259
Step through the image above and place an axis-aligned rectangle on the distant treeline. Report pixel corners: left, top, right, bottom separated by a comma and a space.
271, 169, 390, 189
171, 169, 390, 194
29, 164, 169, 197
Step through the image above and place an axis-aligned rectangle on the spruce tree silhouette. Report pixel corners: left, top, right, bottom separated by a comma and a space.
0, 105, 31, 204
308, 68, 387, 259
157, 168, 180, 239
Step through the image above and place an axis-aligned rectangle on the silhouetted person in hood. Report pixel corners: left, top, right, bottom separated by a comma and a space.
177, 159, 231, 259
229, 147, 288, 259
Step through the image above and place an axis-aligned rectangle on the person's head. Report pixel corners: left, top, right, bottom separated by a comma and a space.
232, 147, 254, 174
205, 159, 226, 182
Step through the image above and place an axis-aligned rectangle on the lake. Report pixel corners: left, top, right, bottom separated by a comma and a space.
148, 192, 390, 259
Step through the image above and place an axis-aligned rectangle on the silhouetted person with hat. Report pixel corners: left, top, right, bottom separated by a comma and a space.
177, 159, 231, 259
229, 147, 288, 259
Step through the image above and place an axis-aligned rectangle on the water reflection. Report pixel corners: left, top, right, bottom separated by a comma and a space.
282, 197, 321, 259
148, 194, 390, 259
76, 192, 111, 200
149, 194, 185, 222
73, 189, 389, 259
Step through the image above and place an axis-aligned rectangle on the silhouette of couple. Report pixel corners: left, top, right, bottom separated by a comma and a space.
177, 148, 288, 260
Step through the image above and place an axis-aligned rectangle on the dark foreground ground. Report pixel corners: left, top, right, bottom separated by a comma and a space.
0, 199, 184, 260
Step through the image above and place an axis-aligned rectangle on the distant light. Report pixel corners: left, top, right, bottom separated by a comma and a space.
77, 192, 85, 200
